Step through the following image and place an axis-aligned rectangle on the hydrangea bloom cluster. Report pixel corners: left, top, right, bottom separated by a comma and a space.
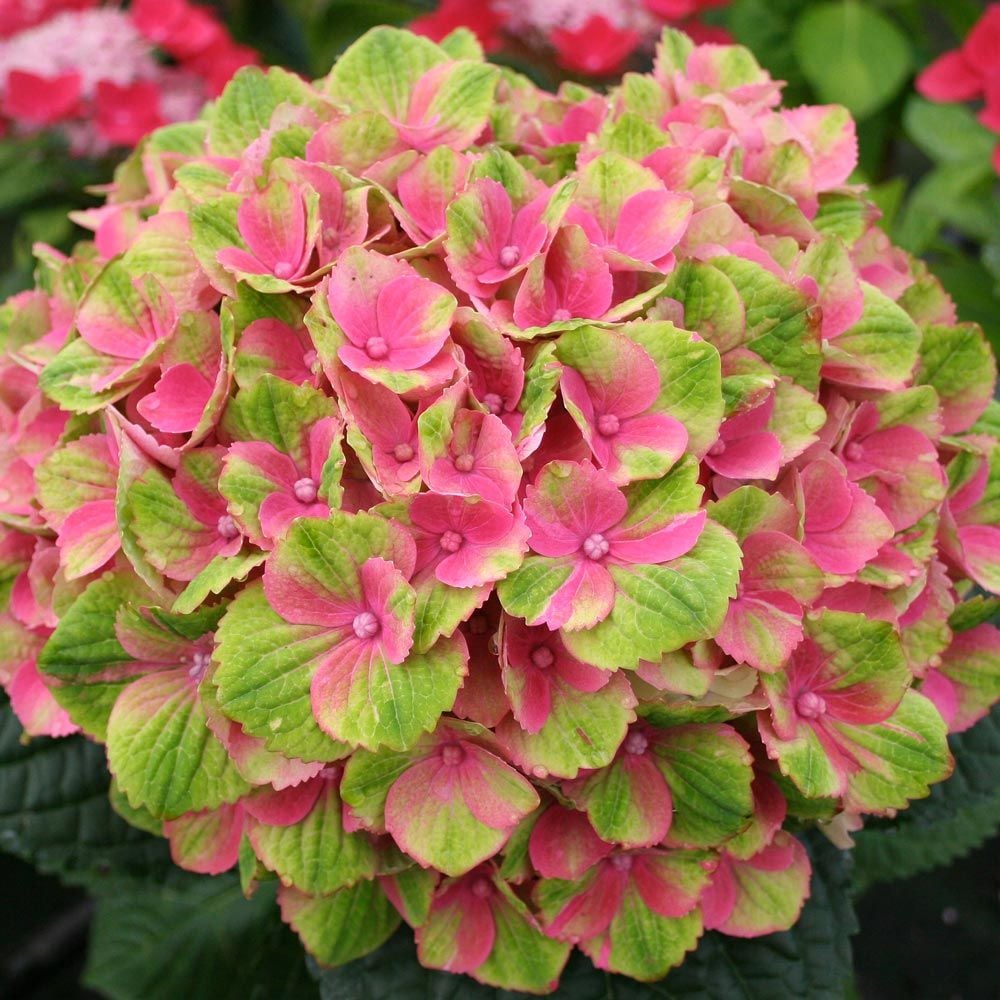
412, 0, 728, 76
917, 3, 1000, 172
2, 26, 999, 990
0, 0, 257, 154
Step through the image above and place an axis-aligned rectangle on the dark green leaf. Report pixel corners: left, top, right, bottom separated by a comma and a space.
0, 695, 171, 888
851, 706, 1000, 893
84, 875, 316, 1000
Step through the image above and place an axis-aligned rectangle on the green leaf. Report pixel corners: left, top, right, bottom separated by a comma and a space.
172, 550, 268, 615
915, 322, 996, 434
319, 633, 467, 753
249, 782, 378, 895
499, 673, 637, 780
792, 2, 911, 121
0, 695, 171, 888
37, 574, 151, 740
280, 880, 400, 967
851, 706, 1000, 893
208, 66, 315, 157
323, 25, 447, 115
340, 745, 417, 832
106, 669, 250, 821
623, 321, 724, 456
949, 596, 1000, 633
475, 882, 572, 992
560, 521, 742, 670
228, 373, 336, 462
213, 582, 351, 762
84, 876, 314, 1000
710, 256, 821, 391
650, 723, 754, 848
841, 691, 953, 814
822, 282, 921, 389
904, 97, 998, 165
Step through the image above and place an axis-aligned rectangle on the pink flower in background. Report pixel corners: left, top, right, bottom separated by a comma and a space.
0, 2, 256, 154
917, 4, 1000, 172
414, 0, 730, 77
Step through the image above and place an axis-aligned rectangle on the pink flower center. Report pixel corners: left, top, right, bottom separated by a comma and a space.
392, 442, 414, 463
303, 349, 319, 373
623, 730, 648, 755
499, 245, 520, 268
796, 691, 827, 719
553, 308, 572, 322
352, 611, 380, 640
440, 530, 463, 553
217, 514, 240, 539
582, 532, 610, 561
365, 336, 389, 359
471, 877, 493, 899
597, 413, 620, 437
530, 645, 554, 669
844, 442, 863, 462
293, 477, 317, 503
483, 392, 504, 415
188, 650, 212, 682
273, 261, 295, 279
455, 453, 475, 473
708, 440, 727, 457
610, 854, 634, 873
441, 743, 465, 766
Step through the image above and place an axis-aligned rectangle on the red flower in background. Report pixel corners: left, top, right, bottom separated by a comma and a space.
412, 0, 731, 77
916, 4, 1000, 172
0, 0, 258, 152
410, 0, 508, 53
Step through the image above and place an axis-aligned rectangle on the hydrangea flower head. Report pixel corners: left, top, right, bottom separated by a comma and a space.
1, 25, 998, 992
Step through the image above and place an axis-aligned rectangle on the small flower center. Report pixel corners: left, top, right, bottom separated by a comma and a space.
483, 392, 504, 415
708, 440, 727, 457
471, 877, 493, 898
928, 654, 943, 669
352, 611, 380, 640
552, 308, 572, 322
530, 645, 554, 669
365, 336, 389, 359
499, 245, 520, 268
303, 349, 320, 373
441, 744, 465, 766
440, 530, 463, 553
582, 532, 610, 561
623, 730, 648, 755
597, 413, 620, 437
273, 261, 295, 279
188, 650, 212, 682
454, 453, 475, 473
610, 854, 634, 873
796, 691, 827, 719
392, 442, 414, 463
293, 477, 317, 503
844, 442, 863, 462
217, 514, 240, 539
